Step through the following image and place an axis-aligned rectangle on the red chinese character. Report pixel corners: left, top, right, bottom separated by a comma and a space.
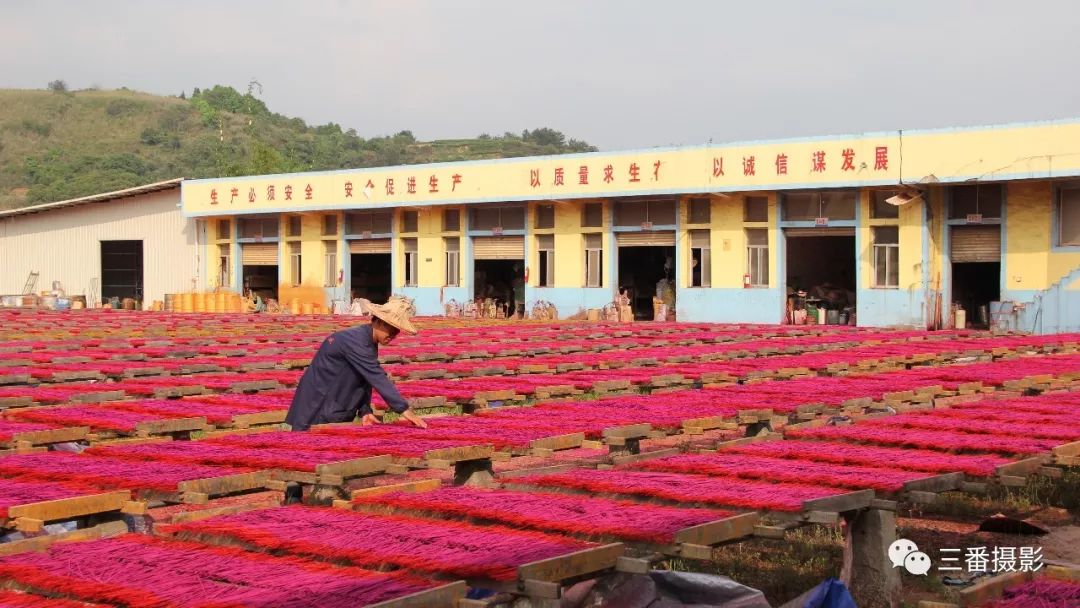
304, 184, 313, 200
267, 185, 276, 201
429, 175, 439, 193
653, 160, 662, 181
742, 156, 756, 176
812, 151, 826, 173
407, 177, 417, 194
248, 187, 256, 203
386, 178, 395, 195
603, 164, 614, 183
554, 167, 565, 186
210, 189, 218, 205
284, 185, 293, 201
579, 165, 589, 185
529, 169, 541, 188
775, 154, 788, 175
365, 179, 375, 191
841, 148, 855, 171
230, 187, 239, 204
629, 163, 641, 182
452, 174, 462, 192
874, 146, 888, 170
712, 157, 724, 177
344, 182, 353, 198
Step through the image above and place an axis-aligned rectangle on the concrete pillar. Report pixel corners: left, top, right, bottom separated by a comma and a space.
841, 508, 901, 608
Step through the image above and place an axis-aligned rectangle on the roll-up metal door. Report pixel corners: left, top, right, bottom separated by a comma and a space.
616, 231, 676, 247
348, 239, 392, 254
241, 243, 278, 266
783, 227, 856, 238
473, 236, 524, 260
951, 226, 1000, 263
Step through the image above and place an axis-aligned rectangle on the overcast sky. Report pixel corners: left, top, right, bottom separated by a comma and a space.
3, 1, 1078, 150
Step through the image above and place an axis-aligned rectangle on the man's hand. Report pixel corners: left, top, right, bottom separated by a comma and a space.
400, 409, 428, 429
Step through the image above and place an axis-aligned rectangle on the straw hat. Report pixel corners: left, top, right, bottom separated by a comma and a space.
364, 299, 418, 335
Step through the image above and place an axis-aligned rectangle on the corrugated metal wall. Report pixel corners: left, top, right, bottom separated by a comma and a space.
0, 189, 197, 306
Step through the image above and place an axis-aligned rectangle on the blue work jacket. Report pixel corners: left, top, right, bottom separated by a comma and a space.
285, 325, 409, 431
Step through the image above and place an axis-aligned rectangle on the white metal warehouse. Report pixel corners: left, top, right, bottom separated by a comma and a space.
0, 179, 199, 307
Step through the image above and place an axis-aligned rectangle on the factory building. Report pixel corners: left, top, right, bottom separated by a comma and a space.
2, 119, 1078, 333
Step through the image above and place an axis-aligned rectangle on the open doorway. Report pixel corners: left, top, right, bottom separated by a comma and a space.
474, 259, 521, 317
618, 245, 675, 320
350, 253, 391, 303
240, 242, 278, 302
101, 240, 143, 303
950, 224, 1001, 328
951, 263, 999, 328
785, 231, 856, 322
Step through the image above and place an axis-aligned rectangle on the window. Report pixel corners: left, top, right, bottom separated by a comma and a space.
744, 196, 769, 222
238, 217, 279, 240
949, 184, 1002, 220
218, 244, 230, 288
443, 208, 460, 232
870, 191, 900, 219
289, 242, 302, 286
444, 238, 460, 286
535, 204, 555, 229
582, 202, 603, 227
403, 238, 418, 287
345, 210, 392, 235
401, 210, 419, 233
584, 233, 603, 287
322, 214, 338, 236
872, 226, 900, 288
688, 198, 711, 225
287, 216, 302, 238
323, 242, 337, 287
537, 234, 554, 287
783, 191, 856, 221
690, 230, 711, 287
217, 219, 231, 240
614, 199, 676, 226
746, 229, 769, 287
1059, 186, 1080, 247
470, 205, 525, 231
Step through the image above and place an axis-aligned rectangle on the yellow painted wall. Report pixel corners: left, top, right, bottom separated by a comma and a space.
1005, 181, 1080, 291
859, 191, 923, 292
532, 199, 608, 289
698, 193, 776, 290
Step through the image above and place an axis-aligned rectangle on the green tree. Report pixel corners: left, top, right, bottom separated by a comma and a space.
47, 80, 68, 93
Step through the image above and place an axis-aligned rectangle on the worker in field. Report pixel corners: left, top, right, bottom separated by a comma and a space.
285, 299, 428, 431
511, 263, 526, 319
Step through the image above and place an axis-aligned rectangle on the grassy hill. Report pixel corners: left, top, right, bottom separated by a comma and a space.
0, 86, 597, 210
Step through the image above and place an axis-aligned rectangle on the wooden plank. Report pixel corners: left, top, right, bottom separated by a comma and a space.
0, 520, 128, 558
315, 454, 390, 478
903, 472, 964, 493
1052, 441, 1080, 458
517, 543, 624, 582
602, 423, 653, 439
530, 433, 585, 452
7, 490, 130, 521
348, 478, 442, 500
229, 410, 287, 428
610, 448, 680, 467
367, 581, 467, 608
423, 444, 493, 463
957, 570, 1032, 606
995, 456, 1050, 477
681, 415, 731, 433
0, 425, 88, 447
71, 390, 126, 403
169, 499, 280, 524
801, 489, 874, 514
135, 416, 207, 436
673, 513, 758, 546
176, 471, 267, 496
495, 464, 581, 480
